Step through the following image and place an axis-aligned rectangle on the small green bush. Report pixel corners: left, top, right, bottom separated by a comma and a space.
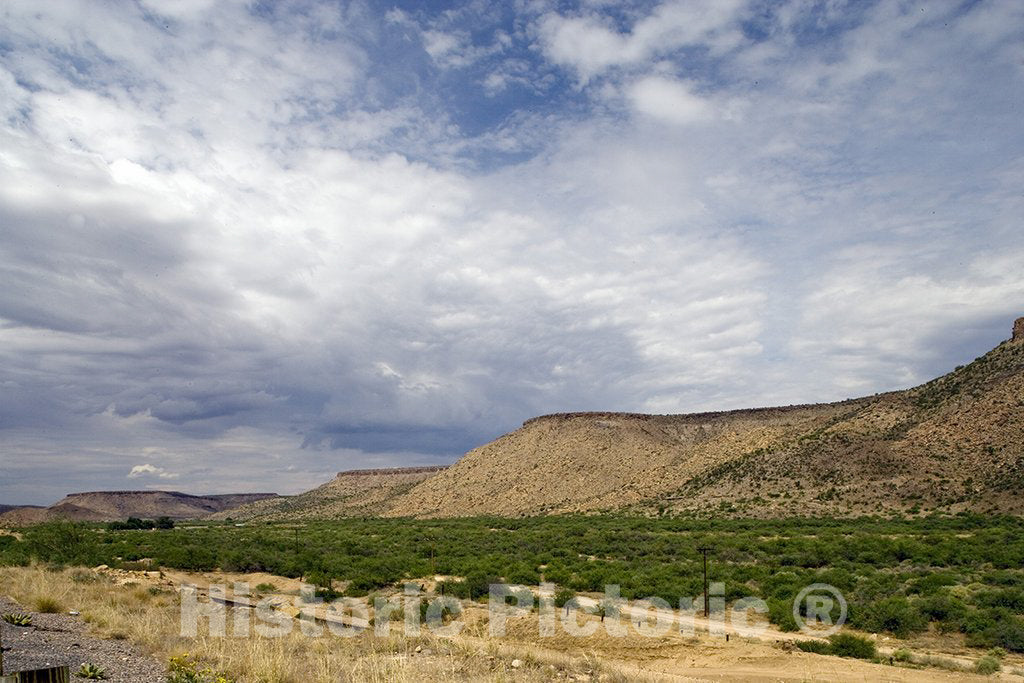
827, 633, 876, 660
554, 587, 575, 608
975, 655, 1001, 675
795, 640, 831, 654
892, 647, 913, 662
767, 598, 799, 632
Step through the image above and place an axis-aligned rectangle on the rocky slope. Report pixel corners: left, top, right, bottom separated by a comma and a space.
209, 466, 447, 521
0, 491, 278, 525
386, 318, 1024, 518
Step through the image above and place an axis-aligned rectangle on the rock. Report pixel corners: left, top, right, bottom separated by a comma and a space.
414, 645, 422, 653
511, 659, 523, 668
1014, 317, 1024, 342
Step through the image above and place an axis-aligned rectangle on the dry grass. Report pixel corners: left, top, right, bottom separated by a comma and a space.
31, 594, 63, 613
0, 566, 645, 682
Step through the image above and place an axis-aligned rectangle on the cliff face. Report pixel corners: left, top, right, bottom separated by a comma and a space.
386, 320, 1024, 518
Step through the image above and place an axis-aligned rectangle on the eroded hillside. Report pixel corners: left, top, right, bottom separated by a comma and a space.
211, 466, 448, 521
387, 320, 1024, 518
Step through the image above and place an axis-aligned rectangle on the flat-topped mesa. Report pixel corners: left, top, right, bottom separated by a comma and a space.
335, 466, 448, 477
521, 401, 869, 427
1014, 317, 1024, 343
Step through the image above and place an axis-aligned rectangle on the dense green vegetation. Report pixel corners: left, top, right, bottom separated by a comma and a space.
108, 516, 175, 531
797, 633, 877, 659
3, 514, 1024, 651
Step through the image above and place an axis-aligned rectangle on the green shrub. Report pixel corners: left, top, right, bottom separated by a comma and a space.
795, 640, 831, 654
25, 521, 96, 565
255, 582, 276, 593
892, 647, 913, 662
109, 517, 156, 531
767, 598, 799, 632
975, 588, 1024, 612
859, 597, 926, 637
966, 617, 1024, 653
975, 655, 1001, 675
908, 572, 958, 595
917, 594, 966, 623
827, 633, 876, 660
554, 587, 575, 608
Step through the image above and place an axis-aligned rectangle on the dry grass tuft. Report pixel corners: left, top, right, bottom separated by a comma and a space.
32, 595, 63, 613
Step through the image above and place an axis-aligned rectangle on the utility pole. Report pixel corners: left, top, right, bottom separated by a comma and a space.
696, 546, 713, 618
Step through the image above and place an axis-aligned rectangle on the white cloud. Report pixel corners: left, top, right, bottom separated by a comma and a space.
536, 0, 747, 82
628, 76, 714, 125
128, 464, 179, 479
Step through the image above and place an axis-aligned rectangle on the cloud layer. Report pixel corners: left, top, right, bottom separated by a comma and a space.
1, 1, 1022, 504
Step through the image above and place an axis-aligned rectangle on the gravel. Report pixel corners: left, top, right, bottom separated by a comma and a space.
0, 596, 166, 682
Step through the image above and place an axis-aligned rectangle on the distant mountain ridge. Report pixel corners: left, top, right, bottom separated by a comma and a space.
210, 466, 448, 521
0, 490, 278, 525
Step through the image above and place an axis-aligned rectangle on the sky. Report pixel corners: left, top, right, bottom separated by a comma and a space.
1, 0, 1022, 505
